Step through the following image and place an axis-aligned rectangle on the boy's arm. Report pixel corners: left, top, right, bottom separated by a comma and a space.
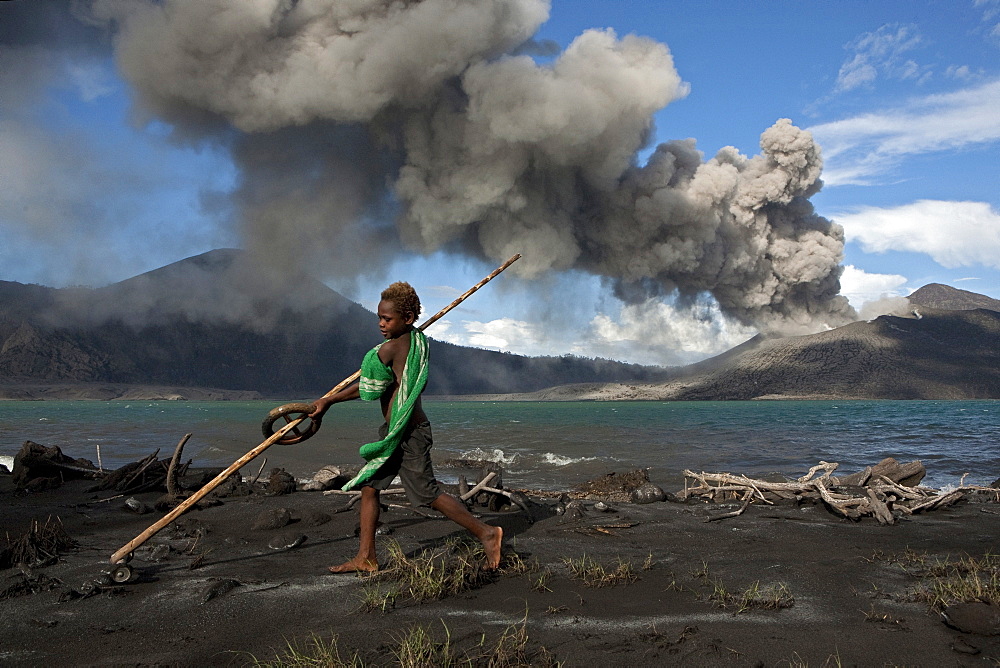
309, 382, 360, 418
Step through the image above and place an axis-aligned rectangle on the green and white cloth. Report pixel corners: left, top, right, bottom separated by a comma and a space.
343, 329, 429, 490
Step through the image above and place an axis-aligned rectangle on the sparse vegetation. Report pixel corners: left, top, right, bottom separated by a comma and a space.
358, 539, 490, 606
251, 619, 560, 668
392, 623, 457, 668
709, 579, 795, 613
690, 560, 711, 580
393, 619, 561, 668
357, 539, 533, 609
531, 568, 553, 593
683, 560, 793, 612
873, 548, 1000, 611
357, 582, 398, 613
247, 632, 363, 668
777, 650, 843, 668
561, 554, 637, 587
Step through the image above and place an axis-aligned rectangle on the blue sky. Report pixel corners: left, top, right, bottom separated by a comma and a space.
1, 1, 998, 367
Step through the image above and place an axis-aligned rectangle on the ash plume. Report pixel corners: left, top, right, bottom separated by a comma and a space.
85, 0, 855, 334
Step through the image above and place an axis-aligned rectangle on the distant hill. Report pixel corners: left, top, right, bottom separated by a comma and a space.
0, 249, 671, 399
908, 283, 1000, 312
500, 292, 1000, 401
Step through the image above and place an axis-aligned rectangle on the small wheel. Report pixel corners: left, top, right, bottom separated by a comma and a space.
261, 403, 321, 445
111, 564, 134, 584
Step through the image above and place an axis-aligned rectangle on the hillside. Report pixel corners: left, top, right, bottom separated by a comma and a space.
0, 250, 671, 399
908, 282, 1000, 312
5, 253, 998, 402
499, 293, 1000, 401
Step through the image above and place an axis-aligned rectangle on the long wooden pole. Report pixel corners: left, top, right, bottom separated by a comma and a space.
110, 253, 521, 564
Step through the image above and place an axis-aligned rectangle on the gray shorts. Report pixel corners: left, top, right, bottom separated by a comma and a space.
364, 420, 442, 507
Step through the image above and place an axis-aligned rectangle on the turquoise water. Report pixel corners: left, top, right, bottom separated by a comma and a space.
2, 400, 998, 490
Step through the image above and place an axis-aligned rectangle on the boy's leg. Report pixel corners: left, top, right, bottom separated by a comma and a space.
328, 486, 380, 573
430, 493, 503, 570
395, 422, 503, 569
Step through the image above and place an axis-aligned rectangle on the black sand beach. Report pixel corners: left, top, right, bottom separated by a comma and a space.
2, 469, 1000, 667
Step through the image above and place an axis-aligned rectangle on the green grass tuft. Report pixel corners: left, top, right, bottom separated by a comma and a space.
561, 554, 637, 587
872, 549, 1000, 611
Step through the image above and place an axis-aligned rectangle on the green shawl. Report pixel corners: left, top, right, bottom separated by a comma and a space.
343, 329, 429, 490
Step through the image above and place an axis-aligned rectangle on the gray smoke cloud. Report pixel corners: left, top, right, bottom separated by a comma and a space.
85, 0, 855, 334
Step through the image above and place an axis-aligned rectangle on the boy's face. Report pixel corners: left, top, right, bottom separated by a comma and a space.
377, 299, 415, 340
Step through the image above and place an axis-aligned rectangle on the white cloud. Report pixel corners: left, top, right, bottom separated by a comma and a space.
464, 318, 543, 352
428, 296, 759, 367
976, 0, 1000, 22
431, 317, 554, 357
835, 24, 925, 93
838, 264, 908, 308
945, 64, 973, 80
579, 299, 757, 366
809, 79, 1000, 185
834, 200, 1000, 269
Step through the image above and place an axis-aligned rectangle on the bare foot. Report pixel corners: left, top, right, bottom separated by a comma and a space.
327, 557, 378, 574
482, 526, 503, 570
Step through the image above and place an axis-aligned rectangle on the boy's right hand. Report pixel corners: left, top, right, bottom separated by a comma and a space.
308, 397, 332, 419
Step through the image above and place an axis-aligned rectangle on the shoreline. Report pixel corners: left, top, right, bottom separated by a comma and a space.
2, 470, 999, 666
4, 380, 999, 402
0, 382, 961, 403
0, 382, 267, 402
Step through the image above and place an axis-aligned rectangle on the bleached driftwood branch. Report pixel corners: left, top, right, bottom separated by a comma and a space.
681, 458, 998, 525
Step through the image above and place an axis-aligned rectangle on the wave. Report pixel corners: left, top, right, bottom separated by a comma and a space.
541, 453, 601, 467
451, 447, 606, 469
455, 448, 520, 466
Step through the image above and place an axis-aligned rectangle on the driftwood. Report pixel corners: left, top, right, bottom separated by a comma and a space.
92, 449, 168, 494
1, 516, 77, 569
682, 458, 999, 525
165, 434, 193, 498
12, 441, 102, 490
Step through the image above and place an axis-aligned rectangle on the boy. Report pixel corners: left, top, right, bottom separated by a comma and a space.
309, 281, 503, 573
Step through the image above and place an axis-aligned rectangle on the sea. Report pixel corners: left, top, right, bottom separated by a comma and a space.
2, 399, 998, 491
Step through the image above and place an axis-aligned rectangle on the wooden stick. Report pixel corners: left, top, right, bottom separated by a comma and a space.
120, 449, 161, 491
865, 488, 896, 525
797, 461, 838, 483
706, 491, 752, 522
110, 255, 520, 565
460, 471, 497, 501
111, 425, 293, 563
477, 485, 533, 516
322, 487, 407, 496
250, 458, 267, 486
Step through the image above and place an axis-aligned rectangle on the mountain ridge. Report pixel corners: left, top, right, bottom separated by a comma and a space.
0, 249, 672, 399
499, 307, 1000, 401
463, 284, 1000, 401
2, 251, 998, 401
